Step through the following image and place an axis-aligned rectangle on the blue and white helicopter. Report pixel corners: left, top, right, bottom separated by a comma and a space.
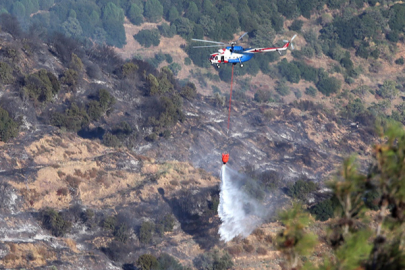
192, 32, 297, 68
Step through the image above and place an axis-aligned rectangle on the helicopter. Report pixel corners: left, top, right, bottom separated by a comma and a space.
192, 32, 297, 68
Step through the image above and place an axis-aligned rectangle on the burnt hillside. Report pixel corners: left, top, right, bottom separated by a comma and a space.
0, 19, 378, 270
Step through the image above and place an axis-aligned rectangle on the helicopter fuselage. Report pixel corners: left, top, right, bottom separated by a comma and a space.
209, 46, 254, 67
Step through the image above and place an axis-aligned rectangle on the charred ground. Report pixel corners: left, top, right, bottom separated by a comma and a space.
0, 18, 380, 270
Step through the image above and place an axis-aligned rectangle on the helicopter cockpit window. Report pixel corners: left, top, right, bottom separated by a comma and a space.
215, 56, 218, 60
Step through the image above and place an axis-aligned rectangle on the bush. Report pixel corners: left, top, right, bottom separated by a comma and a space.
305, 86, 317, 97
395, 57, 404, 65
180, 82, 196, 100
0, 62, 14, 84
51, 103, 90, 132
102, 132, 121, 148
137, 254, 159, 270
193, 250, 233, 270
243, 244, 254, 253
134, 29, 161, 47
159, 214, 175, 232
286, 178, 318, 201
316, 76, 341, 96
23, 69, 60, 103
184, 57, 191, 65
309, 198, 337, 221
157, 253, 186, 270
294, 90, 302, 99
276, 80, 290, 96
289, 19, 304, 31
0, 106, 19, 142
254, 89, 271, 103
60, 69, 78, 88
41, 208, 72, 237
256, 247, 267, 255
139, 221, 154, 244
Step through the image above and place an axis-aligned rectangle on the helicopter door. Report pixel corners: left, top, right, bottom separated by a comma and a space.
221, 56, 224, 62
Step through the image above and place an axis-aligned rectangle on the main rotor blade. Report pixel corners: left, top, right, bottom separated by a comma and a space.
192, 45, 225, 48
191, 38, 226, 45
237, 32, 248, 41
291, 34, 297, 41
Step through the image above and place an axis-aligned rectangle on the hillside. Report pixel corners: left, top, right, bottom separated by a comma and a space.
0, 0, 404, 269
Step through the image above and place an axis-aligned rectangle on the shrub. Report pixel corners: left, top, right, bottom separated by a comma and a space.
294, 90, 302, 99
65, 175, 81, 188
180, 82, 196, 100
102, 132, 121, 148
184, 57, 191, 65
157, 253, 185, 270
316, 76, 341, 96
286, 179, 318, 201
165, 54, 173, 63
395, 57, 404, 65
139, 221, 154, 244
56, 187, 68, 196
243, 244, 254, 253
137, 254, 159, 270
0, 106, 19, 142
60, 69, 78, 87
309, 198, 336, 221
276, 80, 291, 96
227, 245, 242, 256
0, 62, 14, 84
51, 103, 90, 132
305, 86, 317, 97
23, 69, 60, 103
134, 29, 161, 47
98, 88, 116, 115
41, 208, 71, 237
114, 223, 129, 243
256, 247, 267, 255
103, 215, 116, 231
289, 19, 304, 31
254, 89, 271, 103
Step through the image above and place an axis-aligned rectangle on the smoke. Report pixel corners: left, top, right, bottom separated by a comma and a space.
218, 165, 277, 242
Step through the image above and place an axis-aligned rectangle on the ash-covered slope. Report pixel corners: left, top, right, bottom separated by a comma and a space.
0, 26, 376, 269
134, 96, 372, 182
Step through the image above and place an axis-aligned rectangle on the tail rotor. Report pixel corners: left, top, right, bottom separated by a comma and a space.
283, 34, 297, 50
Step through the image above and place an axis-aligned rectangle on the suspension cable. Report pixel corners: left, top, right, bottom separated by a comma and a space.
227, 64, 234, 131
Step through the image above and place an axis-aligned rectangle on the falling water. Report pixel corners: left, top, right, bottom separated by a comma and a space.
218, 165, 268, 242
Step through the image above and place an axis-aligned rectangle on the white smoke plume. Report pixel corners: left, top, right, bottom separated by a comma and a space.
218, 165, 275, 242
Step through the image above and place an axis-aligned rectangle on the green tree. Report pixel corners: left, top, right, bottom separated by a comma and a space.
128, 3, 143, 25
137, 254, 159, 270
316, 76, 341, 96
174, 17, 194, 39
101, 2, 126, 48
388, 4, 405, 32
98, 88, 116, 115
21, 0, 38, 15
290, 19, 304, 31
11, 2, 26, 18
185, 2, 199, 22
277, 203, 317, 269
305, 86, 317, 97
167, 6, 179, 22
0, 62, 14, 84
250, 23, 275, 48
134, 29, 160, 47
377, 80, 398, 99
61, 17, 83, 38
144, 0, 163, 23
0, 107, 19, 142
39, 0, 54, 10
139, 221, 154, 244
41, 208, 72, 237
